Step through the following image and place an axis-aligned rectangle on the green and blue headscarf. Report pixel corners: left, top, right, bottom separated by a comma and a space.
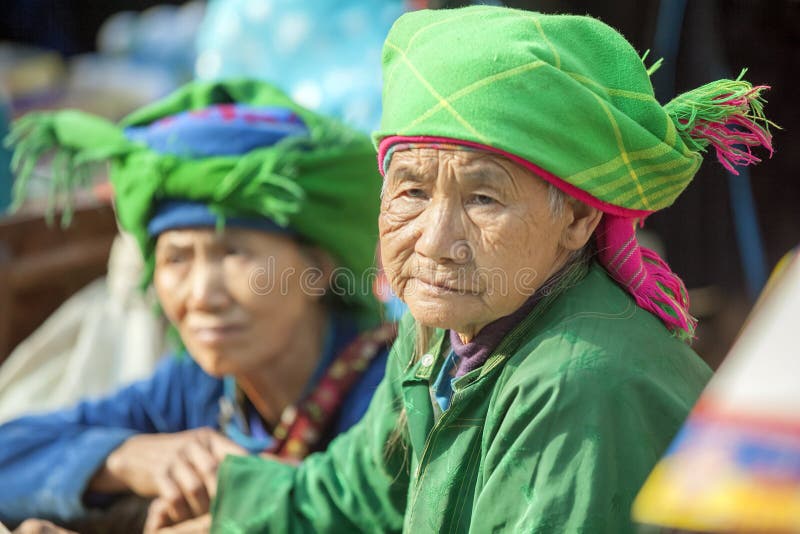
7, 79, 383, 321
375, 6, 775, 340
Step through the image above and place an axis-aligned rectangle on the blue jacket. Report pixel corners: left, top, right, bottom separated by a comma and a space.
0, 324, 387, 524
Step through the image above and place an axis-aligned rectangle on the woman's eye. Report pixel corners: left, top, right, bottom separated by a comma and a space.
403, 188, 427, 199
162, 252, 189, 265
225, 245, 248, 257
470, 194, 496, 206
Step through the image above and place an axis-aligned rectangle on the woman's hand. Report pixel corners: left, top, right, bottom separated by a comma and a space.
90, 428, 219, 496
143, 429, 246, 531
144, 451, 297, 533
90, 428, 245, 499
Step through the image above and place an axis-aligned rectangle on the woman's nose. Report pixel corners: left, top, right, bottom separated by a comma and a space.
414, 199, 471, 265
187, 259, 230, 311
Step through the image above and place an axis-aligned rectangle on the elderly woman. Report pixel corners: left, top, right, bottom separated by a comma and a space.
0, 80, 392, 530
209, 7, 776, 533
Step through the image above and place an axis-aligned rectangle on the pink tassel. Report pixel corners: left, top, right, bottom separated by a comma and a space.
680, 84, 774, 176
691, 116, 773, 174
596, 215, 696, 340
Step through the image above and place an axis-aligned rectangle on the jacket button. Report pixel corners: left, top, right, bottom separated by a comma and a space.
421, 353, 434, 367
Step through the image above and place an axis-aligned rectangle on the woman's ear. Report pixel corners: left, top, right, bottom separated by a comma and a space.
561, 199, 602, 251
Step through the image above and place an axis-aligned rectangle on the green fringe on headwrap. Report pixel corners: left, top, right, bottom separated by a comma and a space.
640, 50, 664, 77
5, 110, 131, 226
5, 80, 383, 324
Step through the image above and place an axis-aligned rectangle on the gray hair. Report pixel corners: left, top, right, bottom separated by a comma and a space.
547, 182, 567, 220
547, 183, 595, 266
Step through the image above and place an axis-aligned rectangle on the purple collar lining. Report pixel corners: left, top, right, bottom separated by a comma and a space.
449, 267, 566, 378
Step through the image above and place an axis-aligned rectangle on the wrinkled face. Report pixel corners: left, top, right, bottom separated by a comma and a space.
154, 228, 323, 377
380, 148, 572, 337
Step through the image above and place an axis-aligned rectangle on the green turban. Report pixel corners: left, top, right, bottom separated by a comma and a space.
8, 80, 382, 320
375, 6, 772, 214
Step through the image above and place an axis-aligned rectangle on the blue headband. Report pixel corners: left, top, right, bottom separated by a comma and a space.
146, 200, 295, 237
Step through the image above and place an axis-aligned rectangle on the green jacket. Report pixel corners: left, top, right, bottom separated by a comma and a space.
212, 263, 711, 533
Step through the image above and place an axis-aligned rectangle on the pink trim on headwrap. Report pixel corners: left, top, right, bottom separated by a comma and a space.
378, 134, 696, 340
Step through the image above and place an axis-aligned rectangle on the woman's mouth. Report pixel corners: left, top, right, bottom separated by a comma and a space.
413, 277, 477, 295
189, 324, 247, 344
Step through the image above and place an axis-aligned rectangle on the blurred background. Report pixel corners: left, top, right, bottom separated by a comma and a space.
0, 0, 797, 393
